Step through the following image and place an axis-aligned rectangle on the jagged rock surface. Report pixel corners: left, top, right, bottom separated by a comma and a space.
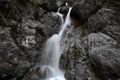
0, 0, 120, 80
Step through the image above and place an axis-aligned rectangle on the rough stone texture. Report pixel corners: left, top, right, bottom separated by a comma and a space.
65, 0, 120, 80
0, 26, 31, 80
59, 6, 70, 15
85, 3, 120, 80
70, 0, 106, 24
88, 33, 120, 80
33, 0, 58, 11
0, 0, 120, 80
0, 0, 59, 80
60, 26, 99, 80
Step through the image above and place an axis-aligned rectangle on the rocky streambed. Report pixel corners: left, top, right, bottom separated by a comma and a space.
0, 0, 120, 80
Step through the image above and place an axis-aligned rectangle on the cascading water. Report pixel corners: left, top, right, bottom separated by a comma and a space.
40, 7, 72, 80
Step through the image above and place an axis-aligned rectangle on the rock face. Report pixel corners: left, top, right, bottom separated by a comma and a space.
60, 27, 98, 80
0, 0, 120, 80
86, 2, 120, 80
0, 0, 59, 80
61, 0, 120, 80
70, 0, 106, 24
33, 0, 58, 11
88, 33, 120, 80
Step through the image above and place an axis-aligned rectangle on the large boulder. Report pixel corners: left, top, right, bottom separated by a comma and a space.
86, 2, 120, 80
70, 0, 106, 24
87, 5, 120, 42
88, 33, 120, 80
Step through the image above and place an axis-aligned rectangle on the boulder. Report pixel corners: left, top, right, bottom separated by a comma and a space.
59, 6, 69, 15
88, 33, 120, 80
70, 0, 106, 24
87, 6, 120, 42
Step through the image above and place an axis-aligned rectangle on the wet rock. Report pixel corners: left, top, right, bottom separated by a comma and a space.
23, 65, 54, 80
0, 0, 120, 80
60, 27, 98, 80
61, 1, 120, 80
59, 6, 69, 15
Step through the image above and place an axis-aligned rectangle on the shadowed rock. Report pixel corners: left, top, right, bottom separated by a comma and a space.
70, 0, 106, 24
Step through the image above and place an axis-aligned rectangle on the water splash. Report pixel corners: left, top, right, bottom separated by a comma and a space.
52, 7, 64, 25
40, 7, 72, 80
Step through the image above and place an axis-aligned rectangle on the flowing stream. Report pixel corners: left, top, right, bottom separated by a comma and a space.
40, 7, 72, 80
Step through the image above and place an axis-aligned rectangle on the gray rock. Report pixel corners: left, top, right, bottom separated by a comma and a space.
71, 0, 106, 24
34, 0, 58, 11
60, 27, 98, 80
59, 6, 69, 15
88, 33, 120, 80
85, 3, 120, 80
0, 0, 120, 80
87, 6, 120, 40
0, 0, 59, 79
0, 26, 31, 80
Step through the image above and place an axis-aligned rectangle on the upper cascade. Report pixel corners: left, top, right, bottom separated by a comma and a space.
39, 7, 72, 80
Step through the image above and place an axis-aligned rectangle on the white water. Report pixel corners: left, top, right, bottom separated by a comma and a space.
53, 7, 64, 25
40, 7, 72, 80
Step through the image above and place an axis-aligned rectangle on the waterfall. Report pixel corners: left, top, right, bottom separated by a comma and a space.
40, 7, 72, 80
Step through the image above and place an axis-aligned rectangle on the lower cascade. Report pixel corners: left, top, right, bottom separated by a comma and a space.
40, 7, 72, 80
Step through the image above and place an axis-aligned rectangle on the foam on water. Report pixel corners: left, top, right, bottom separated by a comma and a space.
49, 76, 66, 80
